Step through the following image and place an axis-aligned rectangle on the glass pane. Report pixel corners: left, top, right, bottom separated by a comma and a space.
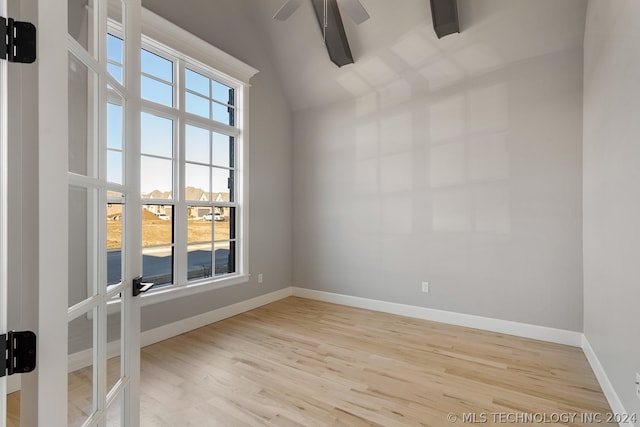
186, 163, 210, 199
141, 156, 172, 197
214, 241, 235, 276
214, 207, 234, 241
141, 49, 173, 82
68, 309, 96, 427
107, 103, 123, 150
107, 34, 123, 65
69, 53, 97, 177
108, 64, 123, 84
68, 0, 95, 54
107, 100, 124, 185
142, 205, 173, 246
185, 69, 209, 97
213, 102, 234, 126
185, 92, 210, 119
107, 150, 123, 185
188, 207, 212, 243
212, 133, 233, 168
142, 246, 173, 286
107, 203, 123, 286
212, 168, 232, 202
141, 76, 173, 107
185, 125, 210, 163
107, 31, 124, 84
141, 113, 173, 157
106, 392, 123, 427
69, 186, 97, 307
188, 243, 212, 281
106, 296, 122, 394
213, 80, 234, 105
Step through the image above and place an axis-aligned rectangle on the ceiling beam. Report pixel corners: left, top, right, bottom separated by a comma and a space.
310, 0, 354, 67
430, 0, 460, 39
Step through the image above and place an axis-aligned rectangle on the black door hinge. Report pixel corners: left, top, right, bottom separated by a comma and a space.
1, 331, 37, 377
1, 16, 36, 63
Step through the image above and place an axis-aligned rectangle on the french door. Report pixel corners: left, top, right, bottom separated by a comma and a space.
37, 0, 142, 426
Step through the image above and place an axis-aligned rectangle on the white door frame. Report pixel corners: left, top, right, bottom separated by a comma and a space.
36, 0, 71, 424
0, 0, 9, 424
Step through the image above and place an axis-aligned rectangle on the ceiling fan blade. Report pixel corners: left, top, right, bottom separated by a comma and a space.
339, 0, 370, 24
273, 0, 303, 21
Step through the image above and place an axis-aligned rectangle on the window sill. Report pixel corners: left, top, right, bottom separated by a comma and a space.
140, 274, 250, 307
100, 274, 250, 316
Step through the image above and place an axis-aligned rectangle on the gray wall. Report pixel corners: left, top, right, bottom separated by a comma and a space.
583, 0, 640, 416
293, 46, 585, 331
138, 0, 293, 332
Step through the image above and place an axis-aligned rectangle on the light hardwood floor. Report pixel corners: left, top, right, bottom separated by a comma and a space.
7, 297, 614, 426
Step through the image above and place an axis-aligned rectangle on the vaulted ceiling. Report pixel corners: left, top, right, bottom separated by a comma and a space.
143, 0, 587, 111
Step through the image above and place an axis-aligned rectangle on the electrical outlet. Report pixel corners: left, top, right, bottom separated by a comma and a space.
636, 373, 640, 399
421, 281, 429, 293
258, 273, 263, 284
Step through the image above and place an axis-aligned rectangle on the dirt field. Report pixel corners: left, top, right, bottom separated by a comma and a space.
107, 208, 230, 249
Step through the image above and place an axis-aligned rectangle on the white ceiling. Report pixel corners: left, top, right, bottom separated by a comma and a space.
245, 0, 588, 111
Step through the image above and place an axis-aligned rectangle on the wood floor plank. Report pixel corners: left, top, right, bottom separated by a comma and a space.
6, 297, 614, 426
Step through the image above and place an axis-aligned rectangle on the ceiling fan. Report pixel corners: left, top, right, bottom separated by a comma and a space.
273, 0, 370, 67
273, 0, 370, 25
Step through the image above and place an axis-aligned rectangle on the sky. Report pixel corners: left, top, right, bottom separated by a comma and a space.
106, 34, 235, 200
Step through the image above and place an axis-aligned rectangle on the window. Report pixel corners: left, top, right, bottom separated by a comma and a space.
105, 10, 257, 301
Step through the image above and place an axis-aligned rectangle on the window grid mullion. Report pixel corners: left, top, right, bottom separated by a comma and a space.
175, 59, 187, 286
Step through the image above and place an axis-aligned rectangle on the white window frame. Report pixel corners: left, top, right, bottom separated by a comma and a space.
106, 9, 258, 308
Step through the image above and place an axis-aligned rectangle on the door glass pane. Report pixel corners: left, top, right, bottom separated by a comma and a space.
107, 296, 122, 394
69, 53, 98, 177
106, 392, 124, 426
107, 100, 124, 184
107, 0, 125, 83
68, 0, 96, 55
68, 309, 96, 427
107, 34, 123, 84
107, 199, 123, 286
69, 186, 98, 308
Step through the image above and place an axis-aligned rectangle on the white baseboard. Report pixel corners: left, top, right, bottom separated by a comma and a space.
140, 287, 293, 348
582, 335, 634, 426
292, 287, 583, 347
